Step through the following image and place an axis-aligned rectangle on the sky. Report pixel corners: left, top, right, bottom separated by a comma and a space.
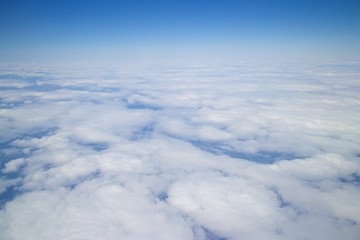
0, 0, 360, 61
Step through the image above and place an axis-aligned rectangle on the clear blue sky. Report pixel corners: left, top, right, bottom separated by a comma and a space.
1, 0, 359, 62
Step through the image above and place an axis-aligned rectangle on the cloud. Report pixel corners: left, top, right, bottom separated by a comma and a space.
0, 62, 360, 239
2, 158, 26, 174
271, 153, 360, 181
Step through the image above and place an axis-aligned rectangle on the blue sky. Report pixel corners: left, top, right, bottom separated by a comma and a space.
1, 0, 360, 61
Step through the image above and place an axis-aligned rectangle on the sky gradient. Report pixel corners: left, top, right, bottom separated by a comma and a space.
1, 0, 360, 61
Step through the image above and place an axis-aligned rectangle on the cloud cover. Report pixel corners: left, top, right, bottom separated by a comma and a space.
0, 62, 360, 240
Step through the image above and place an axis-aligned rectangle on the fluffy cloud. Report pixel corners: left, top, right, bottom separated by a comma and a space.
0, 62, 360, 240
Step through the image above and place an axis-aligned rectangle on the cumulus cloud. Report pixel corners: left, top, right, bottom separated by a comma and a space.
0, 62, 360, 240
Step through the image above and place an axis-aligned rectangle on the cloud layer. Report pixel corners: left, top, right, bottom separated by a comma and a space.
1, 62, 360, 240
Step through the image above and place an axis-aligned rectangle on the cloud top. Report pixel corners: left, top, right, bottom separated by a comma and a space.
0, 62, 360, 240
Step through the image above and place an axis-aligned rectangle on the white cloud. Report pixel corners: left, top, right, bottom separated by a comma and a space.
0, 62, 360, 239
2, 158, 26, 174
168, 173, 284, 239
271, 153, 360, 181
